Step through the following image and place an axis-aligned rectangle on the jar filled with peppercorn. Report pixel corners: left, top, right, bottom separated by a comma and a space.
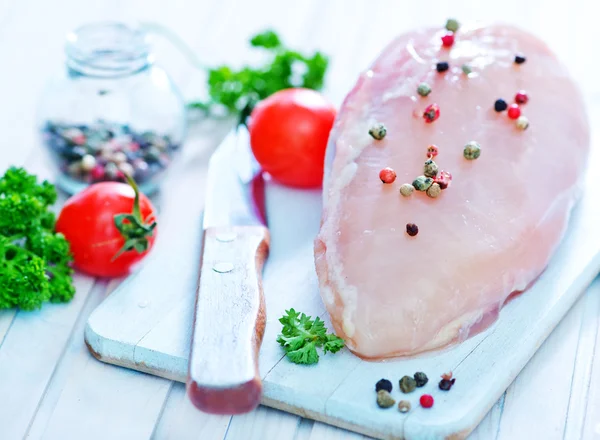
38, 22, 186, 194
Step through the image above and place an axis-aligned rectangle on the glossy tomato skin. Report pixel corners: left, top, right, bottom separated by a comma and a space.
56, 182, 157, 278
249, 88, 336, 188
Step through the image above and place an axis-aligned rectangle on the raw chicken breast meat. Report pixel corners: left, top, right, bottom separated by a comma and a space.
314, 24, 590, 359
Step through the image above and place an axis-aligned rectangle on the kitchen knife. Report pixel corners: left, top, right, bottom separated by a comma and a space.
187, 126, 269, 414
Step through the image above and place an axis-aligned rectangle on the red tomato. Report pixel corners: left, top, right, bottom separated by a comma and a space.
56, 182, 157, 277
249, 88, 336, 188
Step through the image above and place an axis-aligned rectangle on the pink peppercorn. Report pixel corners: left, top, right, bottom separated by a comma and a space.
420, 394, 434, 408
427, 144, 439, 158
379, 167, 396, 184
507, 104, 521, 120
90, 164, 105, 181
441, 32, 455, 47
423, 104, 440, 123
434, 170, 452, 189
515, 91, 528, 105
72, 134, 86, 145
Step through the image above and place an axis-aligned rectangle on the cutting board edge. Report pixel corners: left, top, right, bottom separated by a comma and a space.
83, 269, 597, 440
84, 320, 187, 383
83, 324, 408, 440
261, 395, 406, 440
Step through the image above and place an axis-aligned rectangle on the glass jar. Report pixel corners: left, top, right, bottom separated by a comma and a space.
38, 22, 186, 194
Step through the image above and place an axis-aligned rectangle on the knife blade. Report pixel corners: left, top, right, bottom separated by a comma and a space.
187, 126, 269, 415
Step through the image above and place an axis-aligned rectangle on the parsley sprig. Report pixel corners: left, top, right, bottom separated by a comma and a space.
188, 30, 329, 119
277, 308, 345, 365
0, 167, 75, 310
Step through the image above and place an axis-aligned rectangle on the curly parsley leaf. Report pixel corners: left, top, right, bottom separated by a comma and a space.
188, 30, 329, 116
276, 308, 344, 365
0, 167, 75, 310
286, 342, 319, 365
323, 334, 345, 354
250, 30, 282, 49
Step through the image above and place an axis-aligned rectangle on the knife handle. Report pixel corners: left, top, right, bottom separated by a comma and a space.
187, 225, 269, 414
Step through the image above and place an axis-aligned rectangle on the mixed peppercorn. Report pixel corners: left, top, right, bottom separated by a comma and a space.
43, 120, 180, 186
374, 371, 455, 412
370, 17, 531, 240
494, 90, 529, 130
494, 90, 530, 130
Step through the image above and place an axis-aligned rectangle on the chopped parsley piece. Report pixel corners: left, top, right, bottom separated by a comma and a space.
277, 308, 344, 365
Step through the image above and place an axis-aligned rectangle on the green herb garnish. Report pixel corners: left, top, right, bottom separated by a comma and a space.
188, 30, 329, 117
0, 167, 75, 310
276, 308, 344, 365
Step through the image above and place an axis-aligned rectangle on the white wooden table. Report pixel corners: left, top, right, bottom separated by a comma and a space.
1, 1, 599, 439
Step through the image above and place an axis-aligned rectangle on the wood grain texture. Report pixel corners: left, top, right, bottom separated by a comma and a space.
223, 406, 302, 440
0, 1, 598, 440
496, 296, 584, 440
24, 281, 119, 439
563, 284, 600, 440
152, 383, 232, 440
307, 423, 373, 440
581, 281, 600, 440
31, 279, 172, 440
0, 273, 96, 440
188, 225, 269, 415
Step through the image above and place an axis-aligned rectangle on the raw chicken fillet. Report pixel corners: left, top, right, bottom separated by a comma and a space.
314, 24, 590, 359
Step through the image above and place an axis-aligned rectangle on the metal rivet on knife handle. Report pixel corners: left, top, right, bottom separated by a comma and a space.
213, 262, 234, 273
216, 232, 238, 242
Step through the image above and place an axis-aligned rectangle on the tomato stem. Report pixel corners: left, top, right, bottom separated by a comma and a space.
127, 175, 142, 219
112, 177, 157, 261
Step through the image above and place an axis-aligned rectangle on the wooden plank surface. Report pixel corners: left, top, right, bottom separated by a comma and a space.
0, 0, 598, 439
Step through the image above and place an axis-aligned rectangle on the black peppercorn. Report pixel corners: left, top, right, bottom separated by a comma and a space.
414, 372, 428, 387
375, 378, 393, 393
406, 223, 419, 237
436, 61, 449, 72
65, 146, 87, 161
514, 54, 526, 64
494, 99, 508, 112
439, 378, 456, 391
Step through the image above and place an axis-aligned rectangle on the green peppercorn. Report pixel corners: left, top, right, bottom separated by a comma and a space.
376, 390, 396, 408
445, 18, 460, 32
423, 159, 439, 178
412, 175, 433, 191
463, 141, 481, 160
398, 400, 411, 413
399, 183, 414, 197
426, 182, 442, 198
369, 123, 387, 140
417, 82, 432, 97
399, 375, 417, 393
414, 372, 428, 387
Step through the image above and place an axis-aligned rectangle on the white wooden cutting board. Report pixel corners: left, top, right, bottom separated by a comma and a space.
85, 141, 600, 440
